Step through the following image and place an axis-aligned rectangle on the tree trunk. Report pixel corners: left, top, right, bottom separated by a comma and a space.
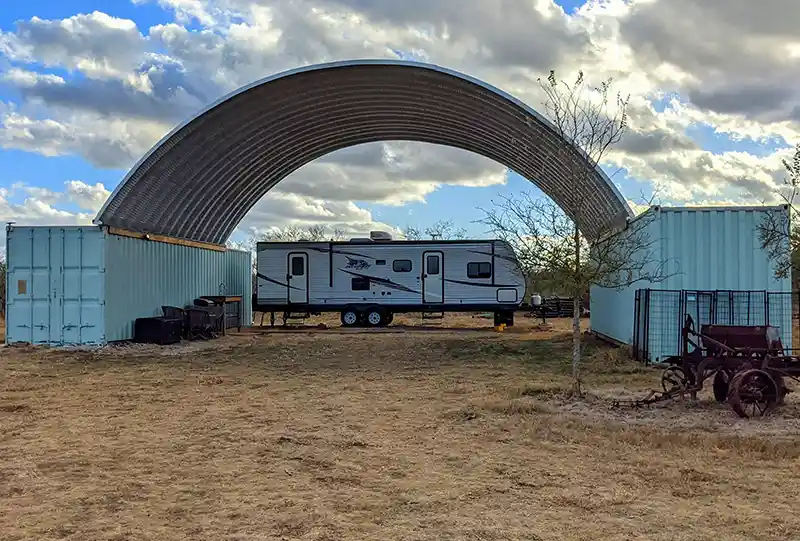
571, 295, 582, 396
571, 221, 582, 396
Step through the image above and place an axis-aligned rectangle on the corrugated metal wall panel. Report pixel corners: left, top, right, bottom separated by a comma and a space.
590, 206, 791, 347
223, 248, 253, 327
5, 226, 106, 345
589, 209, 660, 345
103, 235, 252, 342
655, 207, 787, 291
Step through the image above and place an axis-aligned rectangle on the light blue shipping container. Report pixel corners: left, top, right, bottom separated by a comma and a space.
590, 205, 791, 358
5, 225, 252, 346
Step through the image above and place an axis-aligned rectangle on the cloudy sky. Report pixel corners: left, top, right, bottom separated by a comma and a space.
0, 0, 798, 248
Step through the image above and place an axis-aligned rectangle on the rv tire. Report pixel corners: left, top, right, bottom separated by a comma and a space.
365, 307, 385, 327
341, 308, 360, 327
383, 312, 394, 326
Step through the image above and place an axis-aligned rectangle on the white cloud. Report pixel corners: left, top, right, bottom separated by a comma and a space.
64, 181, 112, 212
0, 11, 147, 80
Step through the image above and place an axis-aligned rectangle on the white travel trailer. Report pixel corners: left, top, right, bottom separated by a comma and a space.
254, 231, 526, 327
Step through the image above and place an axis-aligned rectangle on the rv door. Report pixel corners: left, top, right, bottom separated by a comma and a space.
287, 253, 309, 304
422, 251, 443, 303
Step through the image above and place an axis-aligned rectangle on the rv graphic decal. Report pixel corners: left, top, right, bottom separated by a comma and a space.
257, 272, 304, 291
307, 246, 375, 259
444, 278, 519, 288
345, 256, 371, 270
339, 269, 421, 294
467, 249, 519, 263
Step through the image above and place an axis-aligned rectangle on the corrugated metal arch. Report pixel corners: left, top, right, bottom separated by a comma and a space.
95, 59, 634, 244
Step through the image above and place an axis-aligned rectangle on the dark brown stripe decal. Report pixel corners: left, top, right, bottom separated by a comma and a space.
307, 246, 375, 259
444, 278, 520, 288
257, 272, 303, 291
468, 249, 518, 263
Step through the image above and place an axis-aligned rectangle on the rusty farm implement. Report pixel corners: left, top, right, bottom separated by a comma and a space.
613, 314, 798, 418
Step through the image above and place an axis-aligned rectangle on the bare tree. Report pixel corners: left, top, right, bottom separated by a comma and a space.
479, 70, 671, 395
403, 219, 467, 240
757, 144, 800, 283
257, 224, 347, 243
229, 225, 349, 293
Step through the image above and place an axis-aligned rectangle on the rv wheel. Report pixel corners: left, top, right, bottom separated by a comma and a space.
365, 307, 385, 327
383, 312, 394, 326
341, 309, 359, 327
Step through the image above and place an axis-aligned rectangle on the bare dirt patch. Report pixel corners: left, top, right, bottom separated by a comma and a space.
1, 316, 799, 541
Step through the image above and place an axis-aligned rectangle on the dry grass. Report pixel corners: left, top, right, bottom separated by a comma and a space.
1, 314, 800, 541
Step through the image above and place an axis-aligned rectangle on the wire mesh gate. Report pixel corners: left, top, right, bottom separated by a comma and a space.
633, 289, 799, 363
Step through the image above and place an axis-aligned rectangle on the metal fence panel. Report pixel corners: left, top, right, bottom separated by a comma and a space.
633, 289, 799, 363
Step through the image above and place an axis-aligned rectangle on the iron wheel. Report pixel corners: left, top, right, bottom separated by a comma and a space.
712, 370, 730, 403
729, 369, 779, 419
661, 366, 690, 394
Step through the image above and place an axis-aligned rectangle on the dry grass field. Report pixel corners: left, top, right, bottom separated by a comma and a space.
2, 313, 800, 541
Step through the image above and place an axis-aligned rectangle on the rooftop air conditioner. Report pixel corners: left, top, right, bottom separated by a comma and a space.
369, 230, 392, 241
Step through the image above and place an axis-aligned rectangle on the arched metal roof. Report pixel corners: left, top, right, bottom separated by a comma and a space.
95, 59, 634, 244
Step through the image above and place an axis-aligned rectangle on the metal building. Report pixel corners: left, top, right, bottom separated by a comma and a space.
4, 225, 252, 346
590, 205, 791, 359
4, 60, 643, 345
94, 60, 634, 243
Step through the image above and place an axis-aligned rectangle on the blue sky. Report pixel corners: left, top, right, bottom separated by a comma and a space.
0, 0, 792, 240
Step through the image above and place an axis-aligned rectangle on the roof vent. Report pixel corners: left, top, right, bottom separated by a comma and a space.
369, 230, 392, 241
349, 237, 373, 243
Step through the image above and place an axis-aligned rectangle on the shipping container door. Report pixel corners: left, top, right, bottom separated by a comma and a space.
6, 227, 105, 346
61, 229, 105, 345
7, 228, 55, 344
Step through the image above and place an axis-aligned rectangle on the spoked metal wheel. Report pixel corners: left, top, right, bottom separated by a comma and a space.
661, 366, 690, 394
729, 369, 779, 419
341, 309, 359, 327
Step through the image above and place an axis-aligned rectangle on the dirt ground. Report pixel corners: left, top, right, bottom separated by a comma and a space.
2, 313, 800, 541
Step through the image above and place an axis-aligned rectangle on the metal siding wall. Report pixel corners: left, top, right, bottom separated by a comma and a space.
589, 210, 660, 345
5, 226, 106, 346
223, 248, 253, 326
656, 208, 786, 291
590, 207, 790, 346
104, 235, 252, 342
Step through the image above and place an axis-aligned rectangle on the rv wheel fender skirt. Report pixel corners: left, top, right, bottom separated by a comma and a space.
365, 307, 386, 327
341, 308, 360, 327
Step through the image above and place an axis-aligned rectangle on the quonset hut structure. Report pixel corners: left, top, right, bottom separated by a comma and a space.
4, 59, 635, 346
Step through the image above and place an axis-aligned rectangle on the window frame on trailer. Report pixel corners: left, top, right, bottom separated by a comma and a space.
290, 255, 305, 276
393, 259, 412, 272
467, 261, 492, 279
426, 254, 440, 275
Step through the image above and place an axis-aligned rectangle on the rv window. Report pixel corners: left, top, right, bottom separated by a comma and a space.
393, 259, 412, 272
426, 255, 440, 275
351, 277, 370, 291
291, 256, 305, 276
467, 262, 492, 279
376, 260, 386, 265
